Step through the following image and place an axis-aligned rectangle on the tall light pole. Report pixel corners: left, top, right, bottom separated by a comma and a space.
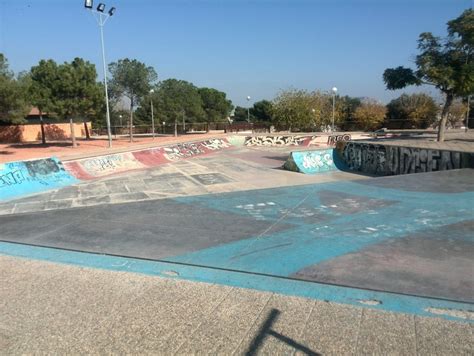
331, 87, 338, 132
246, 96, 251, 123
149, 89, 155, 139
84, 0, 116, 148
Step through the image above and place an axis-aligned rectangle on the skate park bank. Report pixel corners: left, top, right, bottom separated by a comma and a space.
0, 133, 473, 322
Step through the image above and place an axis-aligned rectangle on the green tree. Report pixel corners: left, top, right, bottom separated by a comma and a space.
232, 106, 251, 122
108, 58, 158, 141
272, 88, 315, 131
250, 100, 273, 122
353, 99, 386, 131
0, 54, 29, 124
29, 59, 59, 143
198, 87, 233, 128
446, 99, 468, 128
386, 93, 439, 129
152, 79, 205, 136
55, 58, 102, 147
383, 9, 474, 141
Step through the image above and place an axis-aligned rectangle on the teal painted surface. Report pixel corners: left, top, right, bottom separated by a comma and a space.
0, 241, 472, 322
0, 157, 78, 201
284, 149, 346, 174
169, 181, 474, 278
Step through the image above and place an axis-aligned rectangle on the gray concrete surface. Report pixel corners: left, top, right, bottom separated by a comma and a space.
0, 146, 367, 216
1, 255, 472, 355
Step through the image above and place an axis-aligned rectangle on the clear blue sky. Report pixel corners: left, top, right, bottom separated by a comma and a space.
0, 0, 471, 107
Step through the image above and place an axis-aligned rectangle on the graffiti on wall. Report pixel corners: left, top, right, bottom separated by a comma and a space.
200, 138, 231, 151
163, 143, 205, 161
81, 153, 145, 176
244, 136, 317, 147
0, 157, 78, 200
0, 169, 26, 187
327, 134, 351, 146
338, 142, 474, 175
283, 149, 340, 174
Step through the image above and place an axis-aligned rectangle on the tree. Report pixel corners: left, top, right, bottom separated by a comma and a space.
250, 100, 273, 122
108, 58, 157, 141
353, 99, 386, 131
272, 89, 316, 131
0, 54, 29, 124
55, 58, 102, 147
232, 106, 250, 122
29, 59, 59, 144
446, 99, 468, 128
198, 88, 233, 128
386, 93, 439, 129
152, 79, 205, 136
383, 9, 474, 141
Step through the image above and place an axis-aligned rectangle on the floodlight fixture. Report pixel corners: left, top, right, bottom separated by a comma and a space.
108, 7, 116, 16
97, 3, 106, 12
84, 0, 93, 9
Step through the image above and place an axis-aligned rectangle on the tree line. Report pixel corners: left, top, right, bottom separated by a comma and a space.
0, 9, 471, 143
0, 55, 234, 144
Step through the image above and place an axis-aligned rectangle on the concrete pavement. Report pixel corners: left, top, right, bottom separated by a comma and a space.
1, 255, 472, 355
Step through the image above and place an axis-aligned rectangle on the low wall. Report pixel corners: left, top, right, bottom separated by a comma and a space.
0, 157, 79, 201
283, 149, 346, 174
65, 138, 233, 179
243, 135, 318, 146
336, 141, 474, 176
0, 122, 91, 143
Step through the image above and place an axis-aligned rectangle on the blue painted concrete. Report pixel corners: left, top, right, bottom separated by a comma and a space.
0, 157, 78, 201
0, 241, 472, 322
283, 149, 346, 174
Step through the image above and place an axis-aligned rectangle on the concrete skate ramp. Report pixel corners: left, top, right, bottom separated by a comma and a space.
0, 157, 78, 201
64, 138, 232, 179
1, 169, 472, 304
283, 149, 346, 174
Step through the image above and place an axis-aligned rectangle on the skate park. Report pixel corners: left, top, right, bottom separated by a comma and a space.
1, 133, 473, 324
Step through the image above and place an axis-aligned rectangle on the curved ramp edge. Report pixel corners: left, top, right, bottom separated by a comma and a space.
0, 157, 79, 201
283, 149, 346, 174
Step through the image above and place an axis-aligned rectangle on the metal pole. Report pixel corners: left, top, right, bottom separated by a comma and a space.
99, 15, 113, 148
466, 95, 470, 133
150, 97, 155, 139
332, 93, 335, 132
247, 107, 250, 123
182, 110, 185, 133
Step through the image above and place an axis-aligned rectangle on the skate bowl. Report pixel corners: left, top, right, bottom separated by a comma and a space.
0, 157, 78, 201
283, 149, 347, 174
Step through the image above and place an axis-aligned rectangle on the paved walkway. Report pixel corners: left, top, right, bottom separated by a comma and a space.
1, 255, 472, 355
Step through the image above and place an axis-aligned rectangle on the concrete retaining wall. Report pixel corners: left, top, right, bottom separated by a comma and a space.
283, 149, 346, 174
336, 141, 474, 176
0, 157, 78, 201
64, 138, 233, 179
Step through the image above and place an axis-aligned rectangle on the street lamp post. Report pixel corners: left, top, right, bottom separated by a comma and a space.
331, 87, 338, 132
246, 96, 251, 123
150, 89, 155, 139
84, 0, 116, 148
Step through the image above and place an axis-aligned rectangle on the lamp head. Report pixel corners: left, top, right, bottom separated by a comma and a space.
246, 96, 251, 101
150, 89, 154, 94
97, 3, 106, 12
108, 7, 116, 16
332, 87, 338, 93
84, 0, 93, 9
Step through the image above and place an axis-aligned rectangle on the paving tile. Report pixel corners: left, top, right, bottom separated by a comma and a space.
356, 309, 416, 355
44, 199, 73, 210
415, 316, 473, 355
298, 300, 362, 355
176, 287, 272, 354
235, 294, 316, 355
14, 201, 47, 213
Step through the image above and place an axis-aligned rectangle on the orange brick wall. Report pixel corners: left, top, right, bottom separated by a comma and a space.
0, 122, 92, 143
